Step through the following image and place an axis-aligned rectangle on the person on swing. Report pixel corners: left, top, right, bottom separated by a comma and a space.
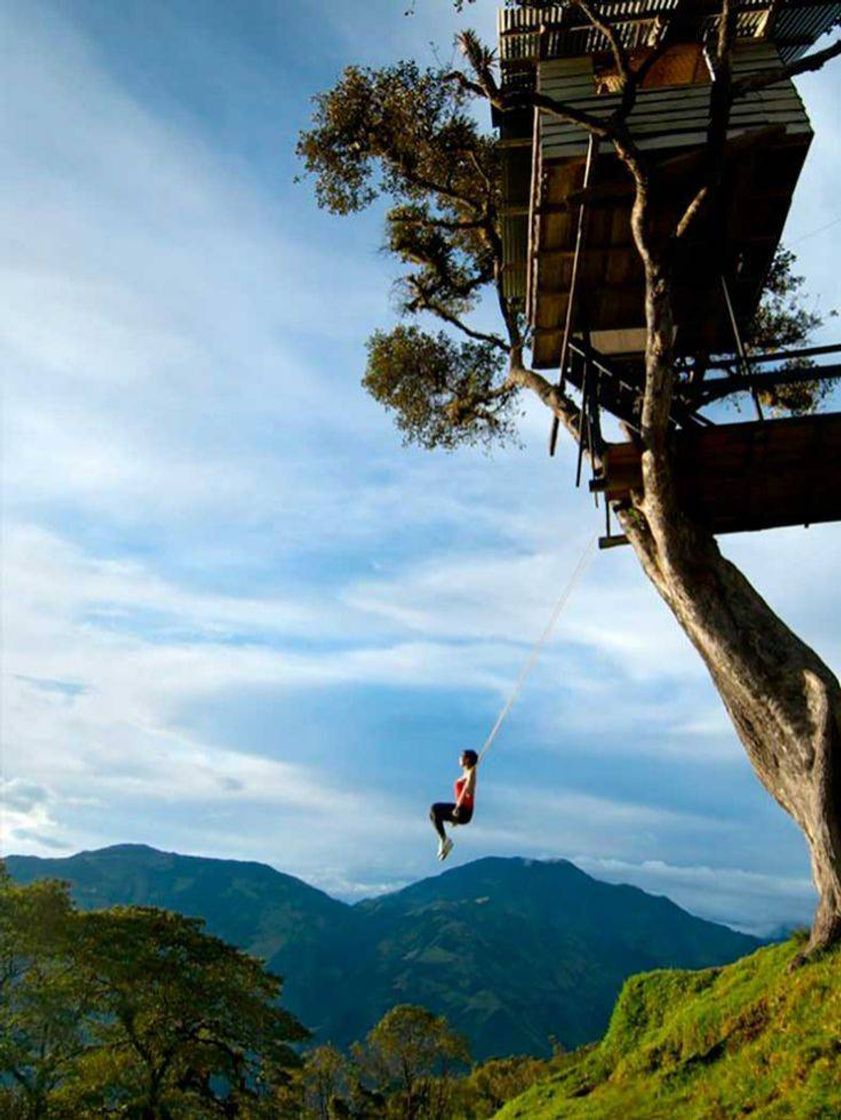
429, 749, 478, 861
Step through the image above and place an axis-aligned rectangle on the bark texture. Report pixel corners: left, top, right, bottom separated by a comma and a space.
623, 501, 841, 957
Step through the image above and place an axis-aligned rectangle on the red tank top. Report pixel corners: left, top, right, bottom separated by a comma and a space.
454, 775, 474, 809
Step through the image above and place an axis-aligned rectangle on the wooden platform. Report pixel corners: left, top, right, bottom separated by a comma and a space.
596, 412, 841, 534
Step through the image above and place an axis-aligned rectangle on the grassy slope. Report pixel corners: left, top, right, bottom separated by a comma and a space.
497, 936, 841, 1120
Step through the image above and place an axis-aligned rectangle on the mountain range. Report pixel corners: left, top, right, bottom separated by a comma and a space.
6, 844, 761, 1060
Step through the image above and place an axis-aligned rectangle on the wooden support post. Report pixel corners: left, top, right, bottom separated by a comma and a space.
588, 367, 604, 453
575, 345, 591, 488
549, 134, 600, 457
721, 275, 764, 421
698, 361, 841, 407
590, 378, 602, 507
525, 88, 542, 326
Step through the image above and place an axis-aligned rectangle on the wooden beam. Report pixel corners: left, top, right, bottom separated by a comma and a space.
534, 195, 628, 217
696, 362, 841, 405
708, 343, 841, 370
721, 275, 764, 420
537, 281, 643, 299
562, 181, 636, 208
599, 534, 630, 550
525, 99, 542, 322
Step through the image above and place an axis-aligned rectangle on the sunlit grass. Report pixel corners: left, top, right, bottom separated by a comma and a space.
497, 934, 841, 1119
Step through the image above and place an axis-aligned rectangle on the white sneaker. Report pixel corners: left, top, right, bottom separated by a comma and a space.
438, 837, 454, 862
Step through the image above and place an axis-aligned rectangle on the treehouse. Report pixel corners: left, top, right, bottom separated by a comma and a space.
497, 0, 841, 545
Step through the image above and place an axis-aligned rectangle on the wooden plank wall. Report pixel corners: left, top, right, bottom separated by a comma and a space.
538, 41, 810, 162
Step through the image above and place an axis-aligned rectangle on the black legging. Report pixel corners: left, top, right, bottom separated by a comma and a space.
429, 802, 473, 841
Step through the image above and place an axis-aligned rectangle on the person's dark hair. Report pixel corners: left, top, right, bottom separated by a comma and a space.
460, 749, 478, 769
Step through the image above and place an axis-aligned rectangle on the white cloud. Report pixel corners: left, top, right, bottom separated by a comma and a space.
0, 2, 393, 531
345, 540, 691, 681
573, 856, 816, 937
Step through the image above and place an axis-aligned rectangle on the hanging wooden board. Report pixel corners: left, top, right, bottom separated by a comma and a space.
597, 412, 841, 535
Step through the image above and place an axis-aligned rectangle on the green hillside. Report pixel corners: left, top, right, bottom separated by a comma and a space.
497, 935, 841, 1120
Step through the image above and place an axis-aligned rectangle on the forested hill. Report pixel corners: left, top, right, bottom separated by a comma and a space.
6, 845, 761, 1060
6, 842, 350, 962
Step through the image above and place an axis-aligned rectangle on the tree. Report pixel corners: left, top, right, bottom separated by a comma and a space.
744, 247, 834, 415
298, 3, 841, 957
458, 1054, 549, 1118
0, 870, 92, 1120
297, 1043, 349, 1120
0, 874, 309, 1118
353, 1005, 470, 1120
64, 905, 308, 1118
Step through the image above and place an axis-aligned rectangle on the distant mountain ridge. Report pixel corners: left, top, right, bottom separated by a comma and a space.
6, 845, 761, 1060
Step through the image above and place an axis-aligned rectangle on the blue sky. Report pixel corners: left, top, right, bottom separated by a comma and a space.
2, 0, 840, 936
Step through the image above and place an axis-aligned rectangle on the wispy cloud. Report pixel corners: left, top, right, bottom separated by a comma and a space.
573, 856, 815, 936
1, 3, 393, 538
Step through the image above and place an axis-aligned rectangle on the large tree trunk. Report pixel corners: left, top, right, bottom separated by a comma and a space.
624, 506, 841, 956
622, 254, 841, 958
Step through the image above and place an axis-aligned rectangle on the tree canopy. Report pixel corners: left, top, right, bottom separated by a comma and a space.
297, 59, 520, 451
0, 872, 307, 1119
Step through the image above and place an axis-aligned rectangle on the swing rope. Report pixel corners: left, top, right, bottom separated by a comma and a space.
477, 533, 597, 765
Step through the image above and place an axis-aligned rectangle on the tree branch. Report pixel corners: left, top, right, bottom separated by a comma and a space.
399, 212, 488, 234
442, 68, 488, 102
674, 123, 788, 239
575, 1, 631, 84
675, 185, 708, 239
408, 287, 508, 349
633, 12, 678, 86
506, 350, 587, 449
456, 28, 500, 101
714, 0, 737, 70
398, 164, 483, 213
444, 66, 615, 139
400, 251, 490, 296
671, 0, 736, 242
574, 2, 665, 130
506, 88, 615, 139
732, 36, 841, 97
494, 276, 522, 351
120, 1007, 153, 1066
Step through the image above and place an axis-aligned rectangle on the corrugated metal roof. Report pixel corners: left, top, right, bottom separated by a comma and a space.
499, 2, 841, 72
774, 3, 841, 60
